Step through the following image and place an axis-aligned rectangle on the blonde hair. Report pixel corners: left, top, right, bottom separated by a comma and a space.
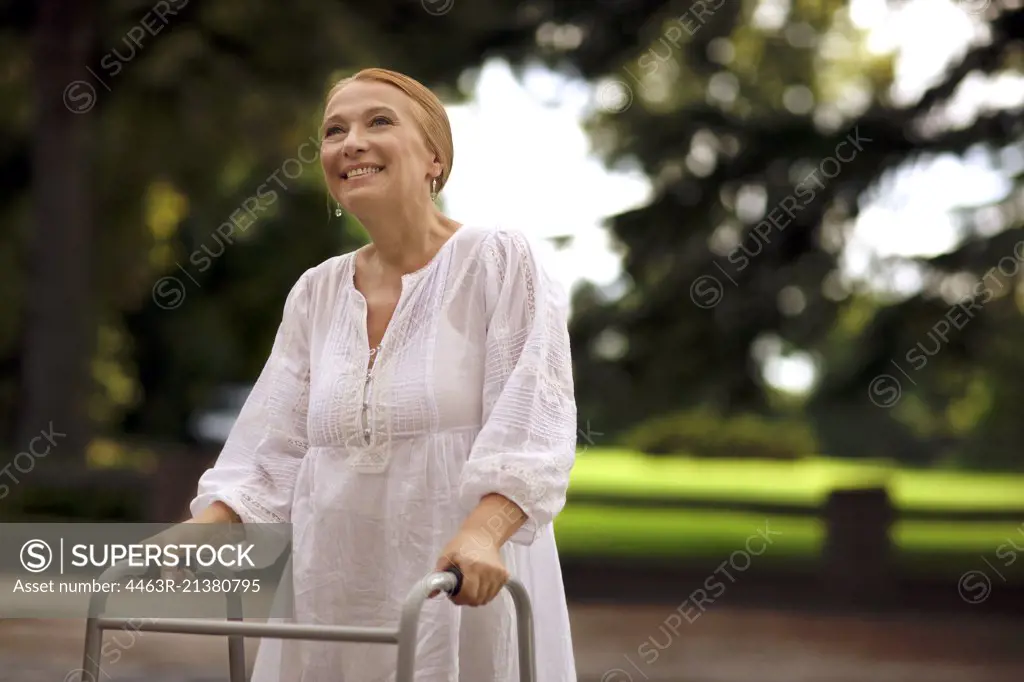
325, 68, 454, 193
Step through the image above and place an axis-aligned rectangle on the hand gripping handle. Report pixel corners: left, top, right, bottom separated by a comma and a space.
441, 564, 464, 597
395, 567, 535, 682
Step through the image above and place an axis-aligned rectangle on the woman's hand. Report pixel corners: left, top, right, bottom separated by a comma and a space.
150, 502, 243, 581
433, 529, 510, 607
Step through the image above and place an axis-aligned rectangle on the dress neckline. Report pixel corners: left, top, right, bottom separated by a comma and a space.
346, 225, 466, 291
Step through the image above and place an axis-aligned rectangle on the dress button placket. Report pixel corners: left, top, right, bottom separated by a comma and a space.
361, 344, 381, 446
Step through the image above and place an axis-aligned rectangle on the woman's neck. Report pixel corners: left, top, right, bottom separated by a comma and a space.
358, 206, 461, 276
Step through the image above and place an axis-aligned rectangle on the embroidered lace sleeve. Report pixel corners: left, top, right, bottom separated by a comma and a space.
457, 229, 578, 545
189, 269, 312, 525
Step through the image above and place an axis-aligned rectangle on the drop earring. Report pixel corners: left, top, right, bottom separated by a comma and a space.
335, 204, 343, 217
430, 177, 438, 202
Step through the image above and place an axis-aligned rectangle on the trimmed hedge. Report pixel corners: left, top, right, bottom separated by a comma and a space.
622, 408, 819, 460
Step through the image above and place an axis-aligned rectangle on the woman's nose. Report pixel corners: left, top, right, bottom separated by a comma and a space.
343, 126, 368, 156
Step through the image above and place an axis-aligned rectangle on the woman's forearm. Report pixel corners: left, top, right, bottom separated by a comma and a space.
459, 493, 527, 549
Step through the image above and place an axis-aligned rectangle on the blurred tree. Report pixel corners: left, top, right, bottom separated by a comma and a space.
475, 0, 1024, 470
16, 0, 97, 460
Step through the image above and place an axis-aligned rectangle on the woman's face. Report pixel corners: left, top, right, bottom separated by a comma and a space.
320, 80, 439, 212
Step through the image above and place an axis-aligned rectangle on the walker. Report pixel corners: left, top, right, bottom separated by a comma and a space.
81, 560, 536, 681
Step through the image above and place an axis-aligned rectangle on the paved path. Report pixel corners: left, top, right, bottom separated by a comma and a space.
2, 604, 1023, 681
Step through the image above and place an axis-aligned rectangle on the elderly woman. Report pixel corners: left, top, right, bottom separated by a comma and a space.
184, 68, 578, 682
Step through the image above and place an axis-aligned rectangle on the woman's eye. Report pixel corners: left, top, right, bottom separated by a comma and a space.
370, 116, 392, 127
324, 125, 344, 137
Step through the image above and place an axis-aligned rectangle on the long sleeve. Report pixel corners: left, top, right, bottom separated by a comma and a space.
189, 269, 313, 525
457, 229, 578, 546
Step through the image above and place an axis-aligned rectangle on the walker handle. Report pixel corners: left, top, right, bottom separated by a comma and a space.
442, 565, 464, 597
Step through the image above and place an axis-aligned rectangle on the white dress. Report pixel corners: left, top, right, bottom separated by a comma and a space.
188, 225, 578, 682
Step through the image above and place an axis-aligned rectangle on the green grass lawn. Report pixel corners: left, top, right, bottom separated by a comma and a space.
552, 449, 1024, 579
564, 448, 1024, 508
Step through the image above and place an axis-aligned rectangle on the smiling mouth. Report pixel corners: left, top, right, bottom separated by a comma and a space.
342, 166, 385, 180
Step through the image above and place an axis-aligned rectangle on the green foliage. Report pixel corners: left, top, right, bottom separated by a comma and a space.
622, 408, 818, 459
486, 1, 1024, 471
0, 482, 147, 522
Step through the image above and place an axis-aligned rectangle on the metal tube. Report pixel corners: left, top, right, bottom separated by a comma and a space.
504, 579, 537, 682
82, 560, 145, 680
212, 567, 248, 682
395, 572, 458, 682
86, 551, 250, 680
97, 616, 401, 643
394, 572, 536, 682
227, 615, 246, 682
80, 617, 103, 682
83, 565, 537, 681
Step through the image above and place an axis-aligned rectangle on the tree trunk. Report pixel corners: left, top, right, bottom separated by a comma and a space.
19, 0, 96, 463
